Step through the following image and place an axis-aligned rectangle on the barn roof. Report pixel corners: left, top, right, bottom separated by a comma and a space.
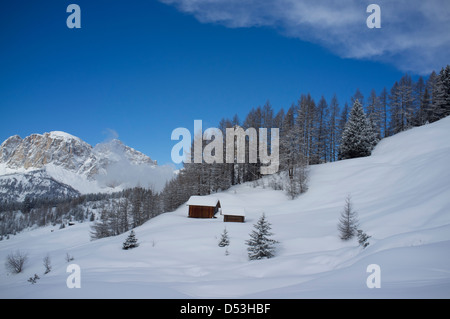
223, 207, 246, 217
186, 196, 220, 207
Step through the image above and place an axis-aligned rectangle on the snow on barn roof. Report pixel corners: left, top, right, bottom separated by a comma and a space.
186, 196, 220, 207
222, 207, 245, 217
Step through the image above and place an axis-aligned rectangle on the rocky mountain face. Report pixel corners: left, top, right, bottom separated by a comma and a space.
0, 131, 169, 203
0, 131, 156, 179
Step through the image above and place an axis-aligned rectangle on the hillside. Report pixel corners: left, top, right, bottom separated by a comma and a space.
1, 117, 450, 298
0, 170, 80, 203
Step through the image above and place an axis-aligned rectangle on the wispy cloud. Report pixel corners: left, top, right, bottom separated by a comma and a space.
102, 128, 119, 142
161, 0, 450, 74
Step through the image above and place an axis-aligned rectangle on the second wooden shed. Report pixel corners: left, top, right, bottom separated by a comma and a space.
223, 208, 245, 223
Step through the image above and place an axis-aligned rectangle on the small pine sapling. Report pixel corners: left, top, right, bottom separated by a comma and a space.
122, 230, 139, 250
357, 229, 371, 248
338, 195, 359, 241
218, 227, 230, 247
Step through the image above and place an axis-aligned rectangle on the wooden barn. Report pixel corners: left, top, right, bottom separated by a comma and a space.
186, 196, 221, 218
223, 208, 245, 223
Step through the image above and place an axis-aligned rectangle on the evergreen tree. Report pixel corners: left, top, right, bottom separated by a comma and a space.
338, 195, 359, 241
357, 229, 371, 248
246, 213, 278, 260
339, 100, 377, 160
431, 65, 450, 122
122, 229, 139, 250
218, 227, 230, 247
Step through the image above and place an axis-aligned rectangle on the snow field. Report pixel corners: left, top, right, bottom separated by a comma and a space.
1, 117, 450, 298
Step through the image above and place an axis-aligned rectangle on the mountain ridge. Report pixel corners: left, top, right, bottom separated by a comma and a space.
0, 131, 156, 176
0, 131, 173, 198
0, 169, 80, 204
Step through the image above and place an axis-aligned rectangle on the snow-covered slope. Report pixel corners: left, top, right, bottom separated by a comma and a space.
1, 118, 450, 298
0, 132, 174, 197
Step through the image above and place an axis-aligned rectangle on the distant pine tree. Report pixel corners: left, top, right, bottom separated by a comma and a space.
339, 100, 378, 160
338, 195, 359, 241
246, 213, 278, 260
122, 230, 139, 250
431, 65, 450, 122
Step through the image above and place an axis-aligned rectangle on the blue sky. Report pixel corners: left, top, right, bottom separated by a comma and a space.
1, 1, 448, 165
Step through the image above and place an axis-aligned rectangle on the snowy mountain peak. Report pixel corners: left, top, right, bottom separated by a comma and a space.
0, 131, 93, 172
48, 131, 84, 142
0, 131, 158, 175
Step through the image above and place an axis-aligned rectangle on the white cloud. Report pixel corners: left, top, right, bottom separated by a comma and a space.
97, 160, 175, 192
102, 128, 119, 141
161, 0, 450, 74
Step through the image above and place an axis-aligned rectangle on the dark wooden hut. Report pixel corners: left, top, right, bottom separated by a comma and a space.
186, 196, 221, 218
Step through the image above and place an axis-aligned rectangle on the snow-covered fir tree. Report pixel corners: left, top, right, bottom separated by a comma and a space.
246, 213, 278, 260
218, 227, 230, 247
338, 195, 359, 241
122, 229, 139, 250
339, 99, 378, 160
